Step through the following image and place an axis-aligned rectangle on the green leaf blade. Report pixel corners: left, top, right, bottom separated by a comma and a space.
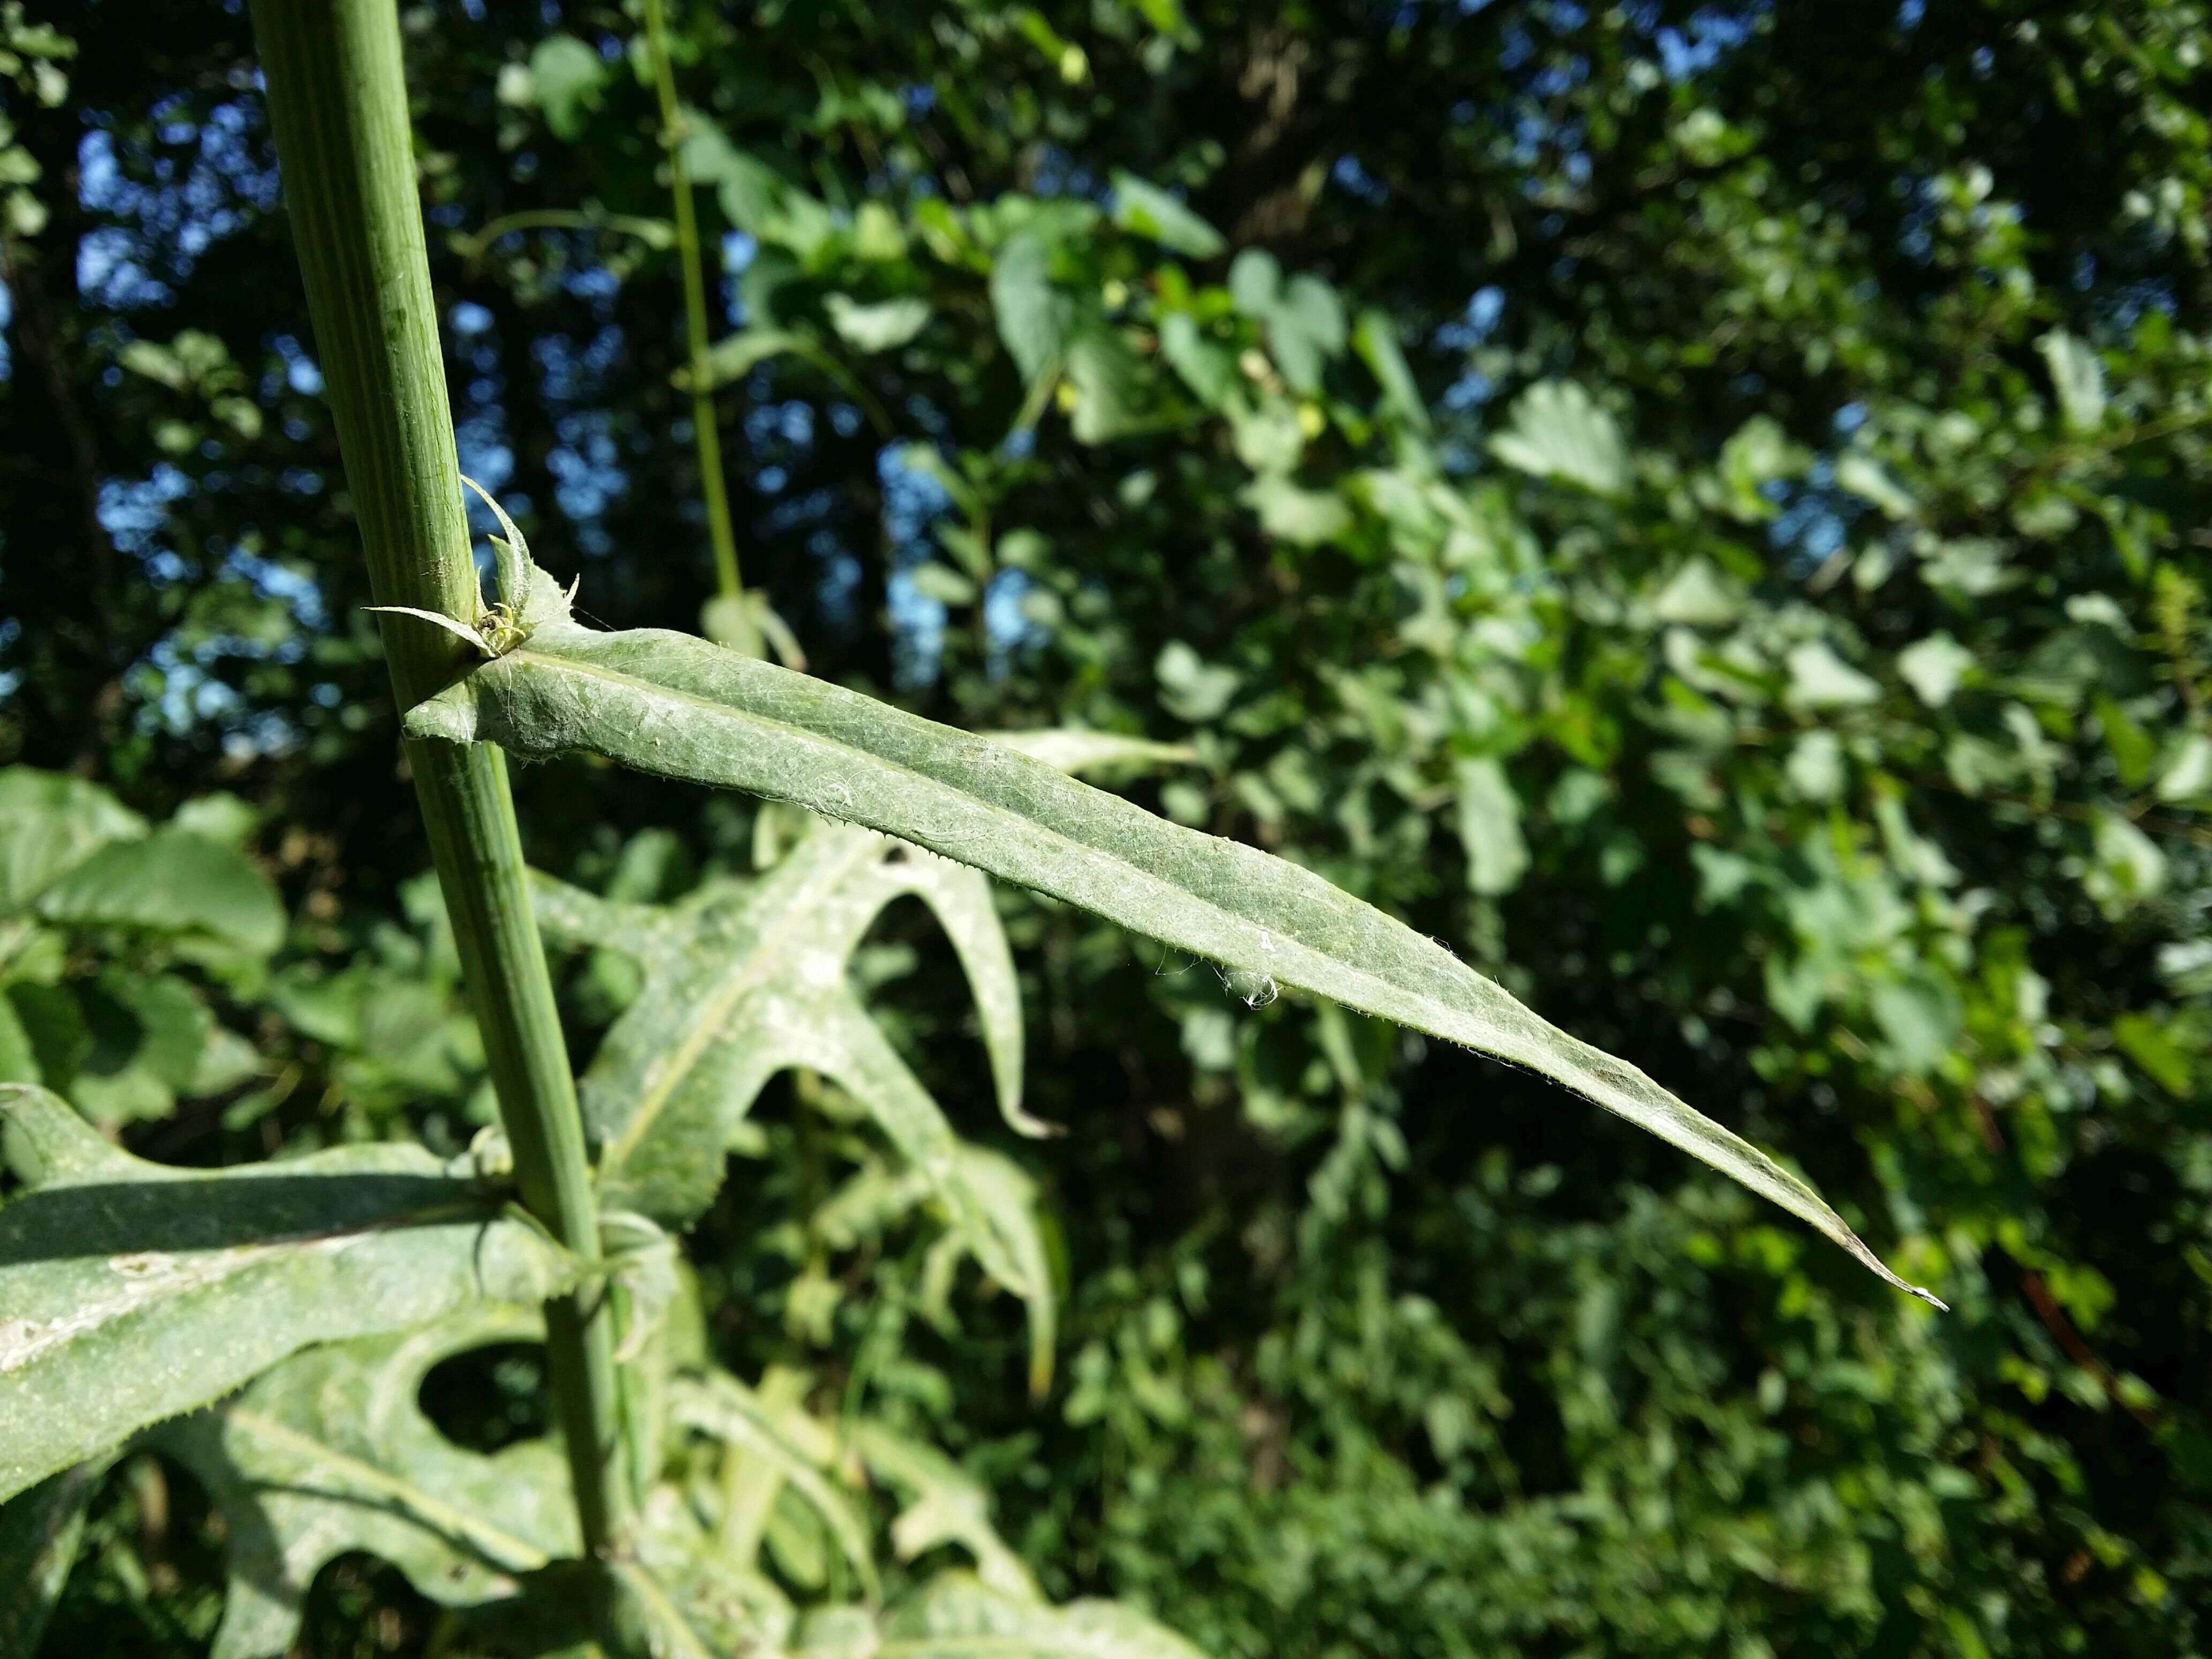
408, 625, 1943, 1306
0, 1085, 580, 1503
0, 767, 147, 910
0, 1456, 113, 1655
31, 828, 285, 954
159, 1306, 579, 1659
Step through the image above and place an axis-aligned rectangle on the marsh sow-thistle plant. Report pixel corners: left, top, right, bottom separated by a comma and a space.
0, 0, 1939, 1653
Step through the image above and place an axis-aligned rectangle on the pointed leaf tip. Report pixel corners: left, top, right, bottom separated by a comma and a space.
364, 605, 491, 656
411, 622, 1943, 1307
460, 473, 535, 609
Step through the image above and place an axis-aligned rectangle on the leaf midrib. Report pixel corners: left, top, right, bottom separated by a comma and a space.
506, 645, 1414, 1025
602, 826, 883, 1170
221, 1407, 554, 1572
0, 1199, 487, 1376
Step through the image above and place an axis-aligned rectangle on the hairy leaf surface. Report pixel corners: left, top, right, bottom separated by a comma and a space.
408, 601, 1939, 1302
0, 1084, 579, 1501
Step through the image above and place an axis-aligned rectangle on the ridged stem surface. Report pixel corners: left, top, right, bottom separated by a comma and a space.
248, 0, 631, 1552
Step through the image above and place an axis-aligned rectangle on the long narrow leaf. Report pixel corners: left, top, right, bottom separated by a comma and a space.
407, 599, 1941, 1305
0, 1084, 580, 1502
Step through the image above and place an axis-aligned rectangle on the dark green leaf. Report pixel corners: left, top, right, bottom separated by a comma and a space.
0, 1455, 113, 1655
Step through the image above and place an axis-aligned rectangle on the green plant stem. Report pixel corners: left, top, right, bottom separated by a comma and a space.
642, 0, 750, 621
247, 0, 631, 1552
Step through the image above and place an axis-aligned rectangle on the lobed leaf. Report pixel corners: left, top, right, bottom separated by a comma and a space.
822, 1146, 1058, 1399
616, 1484, 798, 1657
533, 820, 1038, 1230
407, 600, 1941, 1304
0, 1083, 580, 1503
157, 1305, 579, 1659
848, 1422, 1038, 1600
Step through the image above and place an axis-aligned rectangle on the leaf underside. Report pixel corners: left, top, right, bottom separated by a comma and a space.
0, 1083, 579, 1504
407, 598, 1941, 1306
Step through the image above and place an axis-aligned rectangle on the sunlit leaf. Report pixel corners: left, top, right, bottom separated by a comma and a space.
407, 593, 1943, 1305
848, 1422, 1037, 1599
0, 1083, 579, 1503
826, 294, 931, 354
1784, 641, 1881, 710
988, 728, 1194, 776
1108, 170, 1224, 258
990, 235, 1065, 384
1157, 312, 1238, 409
527, 34, 607, 140
2038, 328, 2106, 434
0, 767, 145, 910
1897, 633, 1975, 708
1228, 249, 1346, 393
1453, 757, 1529, 897
1066, 326, 1148, 443
820, 1144, 1058, 1398
667, 1371, 880, 1601
1489, 380, 1629, 498
532, 820, 1039, 1232
33, 828, 284, 954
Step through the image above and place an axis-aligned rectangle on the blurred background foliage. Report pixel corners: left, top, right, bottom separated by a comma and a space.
4, 0, 2211, 1652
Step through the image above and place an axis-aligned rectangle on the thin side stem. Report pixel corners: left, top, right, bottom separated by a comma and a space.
642, 0, 750, 622
248, 0, 631, 1552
